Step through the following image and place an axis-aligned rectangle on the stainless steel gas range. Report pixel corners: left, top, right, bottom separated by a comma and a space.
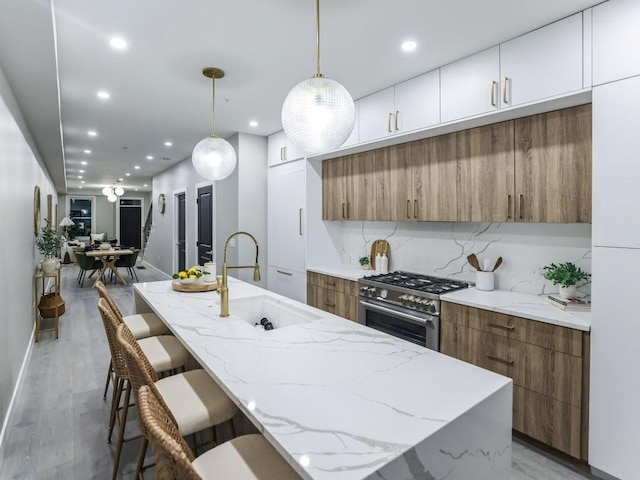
358, 271, 469, 351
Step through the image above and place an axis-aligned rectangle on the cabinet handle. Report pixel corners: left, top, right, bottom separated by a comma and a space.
488, 323, 515, 331
280, 147, 284, 162
277, 270, 293, 276
342, 203, 345, 219
490, 80, 497, 107
395, 110, 400, 131
414, 199, 418, 219
519, 194, 524, 220
283, 146, 287, 162
205, 250, 213, 255
326, 282, 336, 287
487, 354, 514, 366
407, 200, 411, 219
502, 77, 509, 105
299, 208, 303, 235
324, 302, 336, 308
388, 112, 393, 133
347, 202, 350, 219
507, 194, 512, 220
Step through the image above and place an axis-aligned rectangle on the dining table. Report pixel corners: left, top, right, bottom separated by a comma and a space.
86, 248, 133, 286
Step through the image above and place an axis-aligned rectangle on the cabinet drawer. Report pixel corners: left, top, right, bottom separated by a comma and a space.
307, 284, 358, 322
307, 271, 358, 296
441, 322, 581, 406
442, 302, 582, 357
513, 385, 581, 458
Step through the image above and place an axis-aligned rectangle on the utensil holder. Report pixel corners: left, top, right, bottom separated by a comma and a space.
476, 271, 494, 291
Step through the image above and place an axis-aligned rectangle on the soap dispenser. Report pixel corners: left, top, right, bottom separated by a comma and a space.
380, 253, 389, 274
375, 252, 382, 273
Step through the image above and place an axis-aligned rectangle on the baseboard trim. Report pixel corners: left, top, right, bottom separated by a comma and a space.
139, 261, 172, 279
0, 326, 35, 469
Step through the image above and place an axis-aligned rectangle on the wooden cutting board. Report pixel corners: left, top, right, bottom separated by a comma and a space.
171, 280, 218, 292
370, 239, 391, 270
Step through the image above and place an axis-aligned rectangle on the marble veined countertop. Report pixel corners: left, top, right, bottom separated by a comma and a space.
306, 265, 373, 282
134, 278, 512, 480
442, 288, 591, 332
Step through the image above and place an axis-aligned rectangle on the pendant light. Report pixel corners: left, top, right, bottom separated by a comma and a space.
192, 67, 237, 181
281, 0, 355, 157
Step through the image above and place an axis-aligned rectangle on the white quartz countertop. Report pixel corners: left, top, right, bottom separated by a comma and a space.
134, 278, 511, 480
441, 288, 591, 332
306, 265, 374, 282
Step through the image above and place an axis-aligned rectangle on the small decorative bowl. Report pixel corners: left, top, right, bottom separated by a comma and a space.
99, 243, 111, 250
178, 277, 203, 285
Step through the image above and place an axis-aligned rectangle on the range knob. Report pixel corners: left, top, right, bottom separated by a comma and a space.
399, 294, 408, 301
379, 289, 388, 299
407, 295, 415, 302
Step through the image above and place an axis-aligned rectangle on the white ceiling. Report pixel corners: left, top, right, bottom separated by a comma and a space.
0, 0, 601, 194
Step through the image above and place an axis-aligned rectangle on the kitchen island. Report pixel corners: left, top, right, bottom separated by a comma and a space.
134, 277, 512, 480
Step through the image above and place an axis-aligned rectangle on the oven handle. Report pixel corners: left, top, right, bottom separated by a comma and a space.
359, 300, 434, 324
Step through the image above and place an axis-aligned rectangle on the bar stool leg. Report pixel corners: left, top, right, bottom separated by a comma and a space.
111, 381, 132, 480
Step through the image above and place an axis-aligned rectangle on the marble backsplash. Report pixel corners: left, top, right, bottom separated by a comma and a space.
338, 221, 592, 297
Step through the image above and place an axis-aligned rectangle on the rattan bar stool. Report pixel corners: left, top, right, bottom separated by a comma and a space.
137, 385, 300, 480
95, 280, 171, 400
98, 299, 191, 480
116, 323, 239, 479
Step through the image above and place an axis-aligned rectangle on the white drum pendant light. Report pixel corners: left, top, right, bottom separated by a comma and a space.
281, 0, 355, 157
192, 67, 237, 181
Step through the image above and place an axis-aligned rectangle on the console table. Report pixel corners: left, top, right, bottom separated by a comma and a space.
33, 268, 62, 342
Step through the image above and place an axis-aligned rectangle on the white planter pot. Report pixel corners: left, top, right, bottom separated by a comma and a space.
559, 285, 577, 299
41, 258, 57, 274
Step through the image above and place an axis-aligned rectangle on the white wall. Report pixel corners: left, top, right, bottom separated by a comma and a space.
0, 68, 57, 459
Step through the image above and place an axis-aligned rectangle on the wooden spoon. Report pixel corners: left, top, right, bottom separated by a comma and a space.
467, 254, 481, 271
492, 256, 503, 272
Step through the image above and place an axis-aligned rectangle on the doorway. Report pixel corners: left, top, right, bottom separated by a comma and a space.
118, 198, 143, 248
197, 184, 213, 264
176, 192, 186, 272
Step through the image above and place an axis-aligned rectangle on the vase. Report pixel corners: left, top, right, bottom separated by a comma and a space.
41, 258, 57, 274
559, 285, 577, 299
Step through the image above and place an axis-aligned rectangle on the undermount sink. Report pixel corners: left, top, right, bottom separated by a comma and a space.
227, 295, 322, 330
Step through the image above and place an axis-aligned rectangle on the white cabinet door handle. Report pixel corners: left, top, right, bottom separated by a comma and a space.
299, 208, 303, 236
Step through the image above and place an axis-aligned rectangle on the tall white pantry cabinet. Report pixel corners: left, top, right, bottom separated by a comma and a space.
590, 1, 640, 479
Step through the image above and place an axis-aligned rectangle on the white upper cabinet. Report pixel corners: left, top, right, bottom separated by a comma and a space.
359, 70, 440, 143
441, 46, 500, 123
268, 130, 304, 167
340, 99, 360, 148
592, 76, 640, 249
359, 86, 395, 143
593, 0, 640, 86
500, 13, 583, 107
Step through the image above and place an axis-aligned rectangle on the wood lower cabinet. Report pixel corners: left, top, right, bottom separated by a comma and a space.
441, 302, 589, 460
307, 272, 358, 322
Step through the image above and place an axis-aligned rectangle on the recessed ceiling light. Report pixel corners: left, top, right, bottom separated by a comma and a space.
135, 188, 139, 191
134, 165, 140, 170
81, 161, 87, 165
401, 40, 417, 52
79, 170, 85, 173
88, 130, 97, 137
249, 120, 258, 127
84, 149, 91, 154
78, 186, 83, 189
118, 177, 124, 181
146, 155, 153, 160
77, 175, 83, 179
164, 141, 173, 147
125, 173, 131, 176
109, 37, 128, 50
144, 184, 148, 187
81, 181, 85, 184
97, 91, 110, 100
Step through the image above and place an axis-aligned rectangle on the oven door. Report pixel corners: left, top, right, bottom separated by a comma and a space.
358, 298, 440, 351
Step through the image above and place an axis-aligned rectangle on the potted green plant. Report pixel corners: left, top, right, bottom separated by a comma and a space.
542, 262, 590, 299
35, 225, 65, 273
359, 256, 370, 270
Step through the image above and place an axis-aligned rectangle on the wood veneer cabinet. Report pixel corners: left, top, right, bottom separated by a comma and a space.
307, 272, 358, 322
440, 302, 590, 460
376, 134, 457, 221
322, 152, 376, 221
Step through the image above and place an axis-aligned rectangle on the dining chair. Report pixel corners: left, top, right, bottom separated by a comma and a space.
136, 385, 300, 480
74, 250, 102, 287
97, 299, 191, 480
114, 247, 140, 281
94, 280, 171, 400
116, 323, 239, 479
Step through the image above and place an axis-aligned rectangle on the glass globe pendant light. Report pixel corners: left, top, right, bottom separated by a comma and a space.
281, 0, 355, 157
192, 67, 237, 181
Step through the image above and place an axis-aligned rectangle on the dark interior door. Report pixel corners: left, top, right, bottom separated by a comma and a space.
177, 192, 186, 271
197, 185, 213, 264
119, 199, 142, 248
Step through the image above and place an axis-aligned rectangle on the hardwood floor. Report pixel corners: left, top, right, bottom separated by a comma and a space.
0, 264, 599, 479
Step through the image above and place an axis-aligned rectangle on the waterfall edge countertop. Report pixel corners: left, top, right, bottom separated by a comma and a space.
133, 278, 512, 480
441, 288, 591, 331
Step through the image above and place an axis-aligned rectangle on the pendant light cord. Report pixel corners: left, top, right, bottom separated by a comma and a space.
211, 75, 217, 137
314, 0, 322, 78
